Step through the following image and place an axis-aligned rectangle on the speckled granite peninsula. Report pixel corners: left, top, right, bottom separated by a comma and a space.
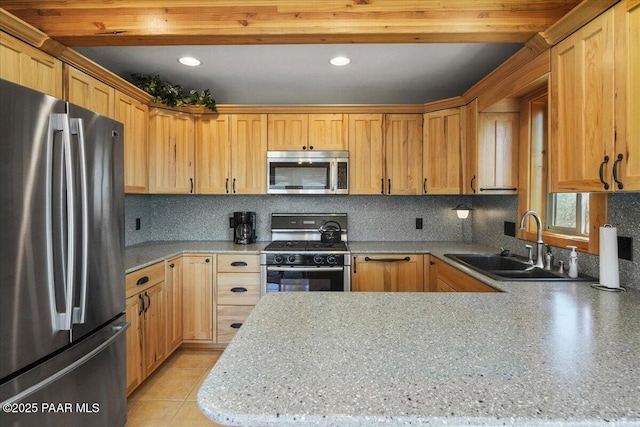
198, 288, 640, 426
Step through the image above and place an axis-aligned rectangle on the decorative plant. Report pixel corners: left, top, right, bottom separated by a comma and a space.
131, 73, 217, 112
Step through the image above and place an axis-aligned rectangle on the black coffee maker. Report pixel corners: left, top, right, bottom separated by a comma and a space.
230, 211, 257, 244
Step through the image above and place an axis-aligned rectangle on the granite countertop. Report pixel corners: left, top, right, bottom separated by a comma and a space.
198, 288, 640, 426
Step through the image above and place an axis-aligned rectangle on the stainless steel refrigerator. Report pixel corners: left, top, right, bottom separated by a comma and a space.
0, 79, 128, 426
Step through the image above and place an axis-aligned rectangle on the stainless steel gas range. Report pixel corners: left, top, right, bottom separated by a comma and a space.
260, 214, 350, 294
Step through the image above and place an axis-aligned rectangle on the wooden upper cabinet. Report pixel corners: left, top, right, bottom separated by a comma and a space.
231, 114, 268, 194
461, 99, 479, 195
308, 114, 348, 150
148, 108, 195, 194
0, 32, 62, 98
115, 91, 148, 194
423, 109, 461, 195
351, 254, 424, 292
613, 1, 640, 192
196, 115, 231, 194
550, 8, 615, 192
384, 114, 423, 195
477, 112, 519, 194
348, 114, 385, 195
267, 114, 308, 150
64, 65, 115, 119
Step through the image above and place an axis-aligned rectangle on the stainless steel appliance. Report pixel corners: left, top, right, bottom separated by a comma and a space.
230, 211, 257, 245
261, 214, 350, 293
267, 151, 349, 194
0, 79, 128, 426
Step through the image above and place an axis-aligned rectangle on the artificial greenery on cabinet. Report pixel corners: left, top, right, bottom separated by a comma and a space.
131, 73, 217, 112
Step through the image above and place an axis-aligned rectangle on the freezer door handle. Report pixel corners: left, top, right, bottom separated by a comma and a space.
71, 118, 89, 325
0, 320, 130, 406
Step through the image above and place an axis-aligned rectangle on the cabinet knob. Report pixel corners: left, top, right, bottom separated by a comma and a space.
205, 258, 210, 263
302, 146, 307, 150
309, 146, 314, 150
169, 263, 175, 268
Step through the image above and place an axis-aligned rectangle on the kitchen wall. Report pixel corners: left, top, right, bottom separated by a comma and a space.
471, 193, 640, 291
125, 194, 473, 246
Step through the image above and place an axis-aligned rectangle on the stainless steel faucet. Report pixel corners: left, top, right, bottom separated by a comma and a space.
519, 210, 545, 269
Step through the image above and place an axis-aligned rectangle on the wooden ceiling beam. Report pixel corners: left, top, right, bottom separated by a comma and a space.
1, 0, 581, 46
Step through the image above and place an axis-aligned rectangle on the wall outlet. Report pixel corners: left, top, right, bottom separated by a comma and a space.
416, 218, 423, 230
618, 236, 633, 261
135, 218, 141, 230
504, 221, 516, 237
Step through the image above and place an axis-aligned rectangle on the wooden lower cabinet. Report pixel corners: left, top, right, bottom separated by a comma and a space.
430, 258, 497, 292
165, 256, 183, 356
125, 294, 143, 396
215, 254, 260, 343
182, 254, 215, 343
351, 254, 424, 292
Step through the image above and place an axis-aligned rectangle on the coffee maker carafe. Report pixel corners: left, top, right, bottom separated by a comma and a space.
230, 211, 257, 245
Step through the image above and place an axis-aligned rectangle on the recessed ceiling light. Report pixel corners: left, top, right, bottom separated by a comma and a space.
329, 56, 351, 66
178, 56, 201, 67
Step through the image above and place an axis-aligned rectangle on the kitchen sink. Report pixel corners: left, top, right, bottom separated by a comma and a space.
444, 253, 595, 282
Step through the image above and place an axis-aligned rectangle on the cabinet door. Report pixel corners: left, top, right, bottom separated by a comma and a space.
142, 283, 165, 378
352, 254, 423, 292
550, 8, 615, 192
461, 99, 479, 195
165, 257, 183, 356
115, 92, 148, 193
149, 108, 195, 194
432, 259, 497, 293
384, 114, 423, 195
267, 114, 308, 150
308, 114, 348, 150
0, 32, 62, 98
125, 295, 143, 396
614, 1, 640, 191
196, 115, 231, 194
65, 65, 115, 119
348, 114, 384, 194
231, 114, 268, 194
182, 255, 215, 343
477, 113, 519, 194
423, 109, 461, 195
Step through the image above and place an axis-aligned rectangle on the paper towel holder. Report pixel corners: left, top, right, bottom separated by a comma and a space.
591, 224, 626, 292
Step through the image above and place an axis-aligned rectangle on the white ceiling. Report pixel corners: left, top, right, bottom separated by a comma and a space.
75, 43, 522, 105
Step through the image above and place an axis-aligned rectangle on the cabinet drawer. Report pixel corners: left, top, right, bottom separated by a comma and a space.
217, 254, 260, 272
217, 273, 260, 305
126, 262, 165, 298
217, 305, 254, 343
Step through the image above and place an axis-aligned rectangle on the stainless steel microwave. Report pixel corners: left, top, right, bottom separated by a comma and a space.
267, 151, 349, 195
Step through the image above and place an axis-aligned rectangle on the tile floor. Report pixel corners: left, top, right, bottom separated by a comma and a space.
126, 348, 227, 427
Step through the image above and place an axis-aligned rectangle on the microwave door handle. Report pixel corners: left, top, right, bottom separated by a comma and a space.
70, 118, 89, 325
331, 159, 337, 193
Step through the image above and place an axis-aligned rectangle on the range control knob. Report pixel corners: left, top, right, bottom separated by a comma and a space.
313, 255, 324, 265
326, 255, 337, 265
288, 255, 297, 263
274, 254, 284, 264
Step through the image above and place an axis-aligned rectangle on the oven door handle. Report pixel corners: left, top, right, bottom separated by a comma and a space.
266, 266, 343, 272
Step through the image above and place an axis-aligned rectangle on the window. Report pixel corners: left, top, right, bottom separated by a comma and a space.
517, 87, 606, 255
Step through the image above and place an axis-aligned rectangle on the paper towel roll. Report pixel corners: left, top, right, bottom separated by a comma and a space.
598, 224, 620, 289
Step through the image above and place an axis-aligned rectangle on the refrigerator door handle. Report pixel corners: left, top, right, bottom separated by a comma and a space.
70, 118, 89, 325
47, 113, 75, 331
0, 320, 130, 406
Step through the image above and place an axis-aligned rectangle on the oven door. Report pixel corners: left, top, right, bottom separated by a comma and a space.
263, 266, 346, 293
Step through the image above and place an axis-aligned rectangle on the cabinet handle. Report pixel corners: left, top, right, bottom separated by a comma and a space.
136, 276, 149, 286
233, 178, 236, 194
612, 153, 624, 190
230, 323, 242, 329
225, 178, 229, 194
599, 156, 610, 190
423, 178, 427, 194
230, 261, 248, 267
388, 179, 391, 195
479, 187, 517, 192
169, 263, 175, 268
471, 175, 476, 193
190, 178, 194, 194
138, 294, 145, 315
430, 261, 435, 266
353, 256, 357, 274
380, 178, 384, 194
364, 256, 411, 263
230, 287, 248, 293
144, 292, 151, 313
205, 258, 211, 263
